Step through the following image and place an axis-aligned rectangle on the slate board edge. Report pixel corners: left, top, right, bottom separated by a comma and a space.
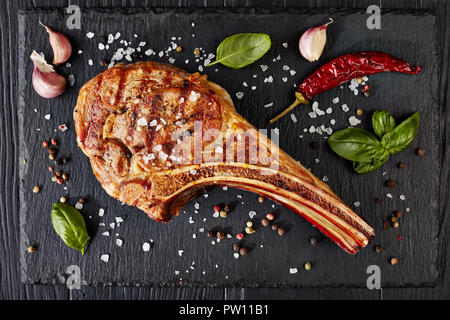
16, 7, 441, 289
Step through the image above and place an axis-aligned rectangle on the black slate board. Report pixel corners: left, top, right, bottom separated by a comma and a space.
18, 8, 440, 287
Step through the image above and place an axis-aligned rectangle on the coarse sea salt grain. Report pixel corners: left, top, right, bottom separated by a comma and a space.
234, 253, 240, 259
236, 92, 244, 99
349, 116, 361, 126
100, 254, 109, 262
354, 201, 361, 207
386, 193, 393, 198
289, 70, 296, 76
332, 97, 340, 104
44, 114, 51, 120
116, 238, 123, 246
282, 42, 288, 48
88, 59, 93, 66
289, 268, 298, 274
98, 208, 105, 217
264, 102, 273, 108
142, 242, 151, 251
86, 32, 94, 38
282, 77, 288, 82
68, 74, 75, 86
137, 117, 147, 126
400, 195, 406, 200
249, 210, 257, 219
341, 104, 349, 112
102, 231, 109, 236
260, 65, 268, 72
291, 114, 297, 123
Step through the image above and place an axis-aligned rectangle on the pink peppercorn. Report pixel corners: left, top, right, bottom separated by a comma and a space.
266, 213, 275, 221
213, 205, 220, 213
236, 233, 244, 240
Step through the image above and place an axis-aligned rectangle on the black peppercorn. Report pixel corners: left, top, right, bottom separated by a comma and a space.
385, 180, 396, 188
239, 247, 248, 256
277, 227, 286, 236
217, 231, 225, 239
233, 243, 240, 252
398, 162, 406, 169
310, 142, 319, 150
375, 197, 382, 203
206, 231, 214, 238
261, 218, 270, 227
271, 223, 279, 231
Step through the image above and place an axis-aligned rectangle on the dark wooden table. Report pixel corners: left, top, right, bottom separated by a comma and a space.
1, 0, 449, 300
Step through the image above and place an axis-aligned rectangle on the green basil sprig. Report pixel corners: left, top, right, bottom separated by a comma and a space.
51, 203, 89, 255
328, 111, 419, 174
206, 33, 271, 69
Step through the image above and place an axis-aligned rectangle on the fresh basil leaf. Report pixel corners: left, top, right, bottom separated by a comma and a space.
372, 110, 396, 138
206, 33, 271, 69
328, 128, 382, 162
51, 203, 89, 255
381, 112, 420, 154
353, 149, 390, 174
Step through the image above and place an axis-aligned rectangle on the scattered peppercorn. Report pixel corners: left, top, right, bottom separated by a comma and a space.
48, 166, 54, 172
233, 243, 240, 252
27, 245, 36, 253
78, 198, 86, 204
213, 205, 220, 213
206, 231, 214, 238
42, 141, 49, 148
310, 142, 319, 150
55, 171, 61, 177
277, 227, 286, 236
56, 177, 65, 185
383, 221, 389, 229
54, 159, 61, 166
398, 235, 403, 241
390, 216, 397, 223
60, 196, 67, 203
356, 77, 363, 84
362, 84, 370, 92
100, 59, 110, 67
392, 221, 399, 228
236, 233, 244, 240
304, 262, 312, 271
224, 205, 231, 213
385, 180, 396, 188
266, 213, 275, 221
375, 197, 382, 204
216, 231, 225, 239
100, 35, 107, 43
258, 196, 264, 203
51, 176, 57, 182
394, 210, 402, 219
51, 138, 58, 146
271, 223, 279, 231
219, 210, 227, 218
261, 218, 270, 227
356, 108, 363, 116
417, 148, 425, 156
363, 91, 370, 97
176, 46, 183, 52
375, 245, 383, 253
239, 247, 248, 256
309, 236, 321, 246
398, 162, 406, 169
62, 173, 68, 180
245, 227, 255, 234
390, 257, 399, 266
246, 221, 253, 228
193, 48, 201, 56
32, 185, 40, 194
62, 157, 70, 164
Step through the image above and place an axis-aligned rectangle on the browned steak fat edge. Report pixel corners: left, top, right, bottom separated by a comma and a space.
74, 62, 375, 255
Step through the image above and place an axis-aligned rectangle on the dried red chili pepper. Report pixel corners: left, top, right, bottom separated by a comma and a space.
270, 51, 422, 123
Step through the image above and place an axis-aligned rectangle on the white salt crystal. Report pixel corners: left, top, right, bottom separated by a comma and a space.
291, 114, 297, 123
332, 97, 340, 104
260, 65, 268, 72
116, 238, 123, 247
349, 116, 361, 126
264, 102, 273, 108
289, 268, 298, 274
142, 242, 151, 251
236, 92, 244, 99
341, 104, 349, 112
100, 254, 109, 262
98, 208, 105, 217
86, 32, 94, 39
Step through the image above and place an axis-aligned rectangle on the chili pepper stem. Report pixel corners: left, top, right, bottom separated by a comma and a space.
270, 92, 309, 123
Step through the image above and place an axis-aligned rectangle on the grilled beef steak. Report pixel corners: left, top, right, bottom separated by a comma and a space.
74, 62, 374, 254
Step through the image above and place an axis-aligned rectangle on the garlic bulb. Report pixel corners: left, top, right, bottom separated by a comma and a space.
299, 18, 333, 62
40, 22, 72, 65
30, 50, 67, 99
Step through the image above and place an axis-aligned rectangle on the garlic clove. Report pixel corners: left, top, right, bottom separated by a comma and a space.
299, 18, 333, 62
30, 50, 67, 99
40, 22, 72, 65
